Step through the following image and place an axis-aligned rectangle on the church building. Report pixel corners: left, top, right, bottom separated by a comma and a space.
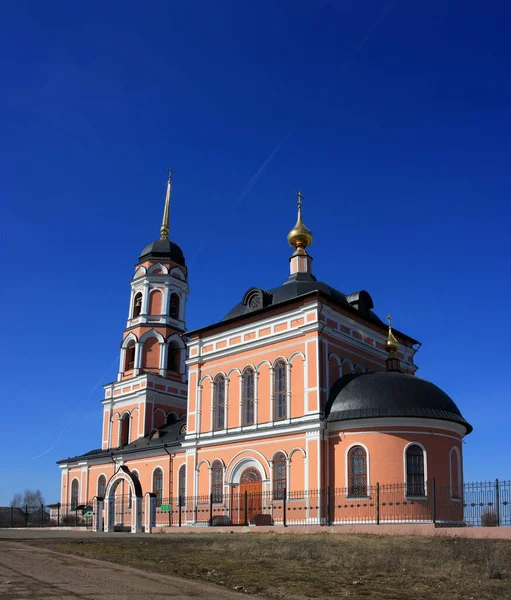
57, 174, 472, 532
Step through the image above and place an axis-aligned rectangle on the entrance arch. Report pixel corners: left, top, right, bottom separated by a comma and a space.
229, 458, 266, 525
104, 466, 143, 533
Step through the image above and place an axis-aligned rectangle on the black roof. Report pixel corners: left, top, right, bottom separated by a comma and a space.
199, 272, 414, 341
138, 238, 186, 266
325, 371, 472, 434
56, 420, 186, 465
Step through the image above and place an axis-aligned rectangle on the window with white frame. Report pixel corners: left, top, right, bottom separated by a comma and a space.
406, 445, 425, 496
274, 361, 287, 420
213, 375, 225, 430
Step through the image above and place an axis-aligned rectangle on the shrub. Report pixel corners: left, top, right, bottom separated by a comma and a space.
481, 510, 498, 527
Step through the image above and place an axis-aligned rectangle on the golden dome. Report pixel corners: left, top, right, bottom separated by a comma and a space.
287, 191, 313, 253
385, 314, 399, 354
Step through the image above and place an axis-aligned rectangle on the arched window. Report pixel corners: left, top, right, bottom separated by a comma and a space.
211, 461, 223, 503
274, 360, 287, 421
178, 465, 186, 504
167, 342, 180, 372
153, 468, 163, 507
169, 293, 180, 320
70, 479, 79, 510
97, 475, 106, 498
148, 289, 162, 315
213, 375, 225, 431
406, 444, 425, 496
124, 341, 136, 371
132, 292, 143, 318
119, 413, 130, 446
348, 446, 367, 497
273, 453, 287, 500
243, 368, 255, 425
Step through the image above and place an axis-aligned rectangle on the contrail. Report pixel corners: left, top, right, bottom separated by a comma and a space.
188, 1, 399, 269
30, 354, 120, 460
231, 122, 298, 209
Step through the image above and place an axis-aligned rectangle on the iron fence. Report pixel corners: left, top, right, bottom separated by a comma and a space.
0, 503, 94, 528
154, 479, 510, 528
1, 479, 509, 529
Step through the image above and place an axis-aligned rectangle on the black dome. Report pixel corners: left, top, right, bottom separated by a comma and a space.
139, 238, 185, 266
325, 371, 472, 434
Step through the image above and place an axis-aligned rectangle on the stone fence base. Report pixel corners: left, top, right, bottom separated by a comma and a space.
150, 523, 511, 539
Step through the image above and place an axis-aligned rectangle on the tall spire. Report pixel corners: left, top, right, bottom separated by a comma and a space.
160, 169, 173, 240
287, 190, 313, 256
287, 190, 314, 277
385, 314, 401, 372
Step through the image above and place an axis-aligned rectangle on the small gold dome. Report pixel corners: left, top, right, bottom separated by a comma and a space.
385, 328, 399, 353
287, 190, 313, 252
385, 314, 399, 354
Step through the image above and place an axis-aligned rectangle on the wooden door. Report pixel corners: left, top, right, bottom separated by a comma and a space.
231, 468, 262, 524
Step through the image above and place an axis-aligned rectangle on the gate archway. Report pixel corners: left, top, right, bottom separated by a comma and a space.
104, 466, 143, 533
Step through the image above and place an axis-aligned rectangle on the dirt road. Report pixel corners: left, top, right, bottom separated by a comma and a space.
0, 538, 252, 599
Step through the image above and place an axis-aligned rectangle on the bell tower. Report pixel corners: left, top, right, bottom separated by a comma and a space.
101, 171, 190, 450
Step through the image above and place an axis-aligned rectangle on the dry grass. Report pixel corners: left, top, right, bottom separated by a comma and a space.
25, 533, 510, 599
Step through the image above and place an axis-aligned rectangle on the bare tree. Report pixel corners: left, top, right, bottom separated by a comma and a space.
10, 493, 22, 507
10, 489, 45, 507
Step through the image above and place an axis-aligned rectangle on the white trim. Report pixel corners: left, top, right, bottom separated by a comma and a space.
327, 417, 467, 437
229, 457, 267, 485
332, 429, 462, 442
226, 449, 270, 480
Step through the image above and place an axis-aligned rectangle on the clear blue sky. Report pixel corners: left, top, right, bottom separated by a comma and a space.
1, 0, 509, 505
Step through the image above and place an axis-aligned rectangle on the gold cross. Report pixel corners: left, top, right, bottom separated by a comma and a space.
168, 168, 173, 182
297, 190, 304, 208
387, 314, 392, 327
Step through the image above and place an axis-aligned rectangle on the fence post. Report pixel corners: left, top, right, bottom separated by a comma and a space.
283, 488, 287, 527
11, 506, 14, 528
57, 503, 60, 527
495, 479, 500, 527
431, 479, 436, 524
178, 496, 182, 528
75, 508, 78, 527
41, 504, 44, 527
25, 505, 28, 527
244, 491, 248, 526
209, 493, 213, 527
326, 486, 331, 526
376, 483, 380, 525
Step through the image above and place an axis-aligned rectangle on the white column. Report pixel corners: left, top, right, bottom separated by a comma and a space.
132, 496, 143, 533
141, 281, 150, 315
225, 378, 230, 431
269, 366, 275, 425
163, 283, 171, 316
118, 348, 125, 380
286, 457, 291, 499
210, 381, 215, 432
134, 342, 142, 375
254, 371, 259, 427
144, 493, 156, 533
127, 289, 135, 320
286, 363, 292, 421
92, 497, 104, 532
196, 385, 202, 438
238, 375, 243, 428
159, 342, 167, 377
